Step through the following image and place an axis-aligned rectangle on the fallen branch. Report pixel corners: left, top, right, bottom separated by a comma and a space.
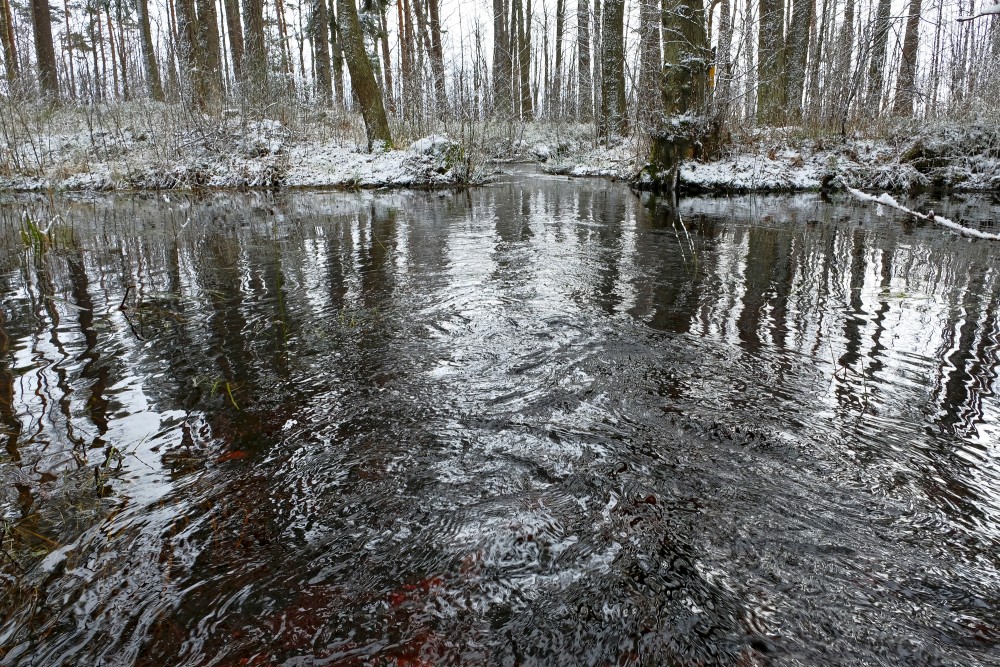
845, 186, 1000, 241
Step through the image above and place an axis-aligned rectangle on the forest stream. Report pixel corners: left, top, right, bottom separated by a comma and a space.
1, 171, 999, 666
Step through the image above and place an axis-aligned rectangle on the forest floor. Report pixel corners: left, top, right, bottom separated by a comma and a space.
533, 121, 1000, 194
1, 103, 998, 194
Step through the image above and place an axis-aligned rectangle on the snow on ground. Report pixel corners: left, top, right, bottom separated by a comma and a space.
531, 122, 1000, 193
2, 108, 1000, 194
0, 109, 475, 192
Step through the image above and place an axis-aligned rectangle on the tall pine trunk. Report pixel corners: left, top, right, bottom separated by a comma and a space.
577, 0, 591, 120
599, 0, 626, 138
643, 0, 710, 190
337, 0, 392, 149
493, 0, 512, 116
427, 0, 447, 111
636, 0, 661, 128
893, 0, 921, 116
137, 0, 164, 100
242, 0, 267, 91
313, 0, 333, 101
223, 0, 244, 82
0, 0, 18, 87
553, 0, 564, 117
756, 0, 785, 123
31, 0, 59, 97
197, 0, 223, 104
865, 0, 891, 112
784, 0, 812, 121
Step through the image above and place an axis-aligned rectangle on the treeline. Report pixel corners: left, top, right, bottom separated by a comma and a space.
1, 0, 999, 138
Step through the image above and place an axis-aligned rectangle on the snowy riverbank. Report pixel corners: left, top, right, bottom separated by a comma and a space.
2, 105, 998, 194
536, 122, 1000, 194
0, 105, 479, 192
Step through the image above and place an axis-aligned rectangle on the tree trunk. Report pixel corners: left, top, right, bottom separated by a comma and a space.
136, 0, 165, 100
115, 0, 130, 100
756, 0, 785, 123
274, 0, 293, 86
105, 8, 120, 99
784, 0, 812, 121
805, 0, 829, 119
599, 0, 626, 138
175, 0, 203, 104
864, 0, 890, 112
330, 0, 345, 106
31, 0, 59, 97
893, 0, 921, 116
62, 0, 75, 99
832, 0, 854, 126
379, 4, 395, 112
243, 0, 267, 90
715, 0, 732, 114
337, 0, 392, 149
641, 0, 710, 191
0, 0, 18, 87
592, 0, 602, 126
427, 0, 447, 111
493, 0, 512, 116
518, 0, 533, 118
577, 0, 592, 120
398, 0, 415, 116
636, 0, 661, 128
197, 0, 223, 104
553, 0, 565, 117
223, 0, 244, 82
313, 0, 333, 101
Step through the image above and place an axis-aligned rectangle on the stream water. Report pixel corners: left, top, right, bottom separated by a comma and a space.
1, 171, 999, 666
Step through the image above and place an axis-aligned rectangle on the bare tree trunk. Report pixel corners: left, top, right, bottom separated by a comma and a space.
136, 0, 165, 100
398, 0, 415, 116
757, 0, 785, 123
553, 0, 565, 117
175, 0, 203, 104
715, 0, 733, 114
337, 0, 392, 148
31, 0, 59, 97
115, 0, 131, 100
0, 0, 18, 87
805, 0, 829, 119
106, 8, 120, 99
864, 0, 890, 112
197, 0, 223, 103
330, 0, 345, 106
593, 0, 602, 119
275, 0, 293, 85
62, 0, 76, 99
784, 0, 812, 121
599, 0, 626, 138
577, 0, 592, 120
893, 0, 921, 115
829, 0, 854, 127
427, 0, 447, 111
379, 4, 395, 112
243, 0, 267, 90
636, 0, 661, 128
644, 0, 710, 189
493, 0, 512, 116
518, 0, 533, 118
223, 0, 244, 82
313, 0, 333, 101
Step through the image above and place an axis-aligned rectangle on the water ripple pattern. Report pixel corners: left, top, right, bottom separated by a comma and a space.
0, 176, 999, 666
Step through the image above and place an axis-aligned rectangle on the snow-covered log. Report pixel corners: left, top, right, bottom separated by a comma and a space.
845, 186, 1000, 240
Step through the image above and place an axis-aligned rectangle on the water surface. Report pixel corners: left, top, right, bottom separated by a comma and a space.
1, 173, 999, 665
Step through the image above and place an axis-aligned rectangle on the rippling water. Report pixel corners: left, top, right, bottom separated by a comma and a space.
1, 172, 999, 666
